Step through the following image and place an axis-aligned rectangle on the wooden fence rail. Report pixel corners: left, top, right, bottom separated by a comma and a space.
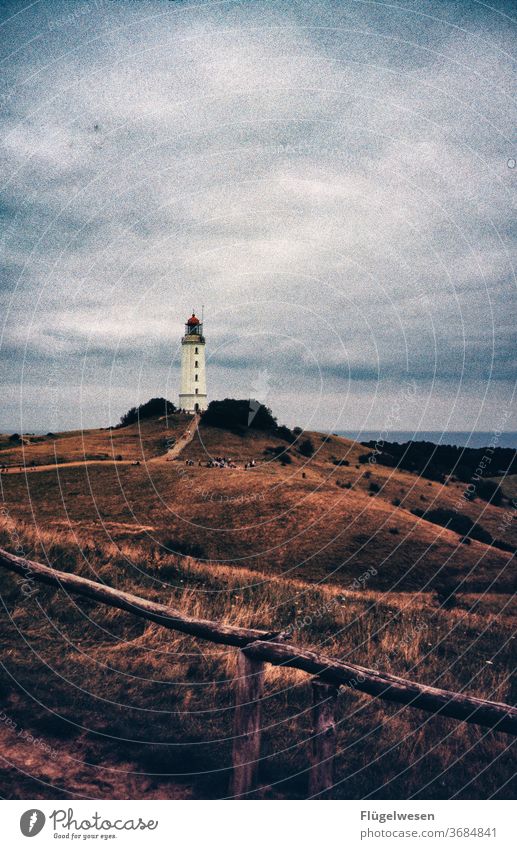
1, 546, 516, 798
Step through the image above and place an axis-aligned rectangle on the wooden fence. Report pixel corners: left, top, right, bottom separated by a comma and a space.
0, 546, 516, 798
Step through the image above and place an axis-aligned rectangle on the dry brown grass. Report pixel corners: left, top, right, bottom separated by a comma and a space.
1, 425, 513, 593
0, 517, 515, 800
0, 415, 190, 467
0, 422, 515, 799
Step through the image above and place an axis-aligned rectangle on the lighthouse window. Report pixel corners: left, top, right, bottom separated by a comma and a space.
195, 360, 199, 368
195, 388, 199, 395
195, 374, 198, 381
195, 347, 198, 354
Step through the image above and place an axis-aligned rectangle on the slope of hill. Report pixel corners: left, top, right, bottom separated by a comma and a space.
0, 415, 191, 467
0, 414, 515, 799
0, 520, 514, 801
1, 418, 514, 593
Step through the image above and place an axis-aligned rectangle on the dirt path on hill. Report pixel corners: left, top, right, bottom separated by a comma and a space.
152, 413, 200, 463
0, 459, 137, 475
0, 416, 200, 474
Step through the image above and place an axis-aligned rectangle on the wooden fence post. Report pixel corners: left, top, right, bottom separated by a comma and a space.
308, 678, 339, 798
231, 649, 265, 797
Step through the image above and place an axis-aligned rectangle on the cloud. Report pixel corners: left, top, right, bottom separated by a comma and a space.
0, 0, 515, 431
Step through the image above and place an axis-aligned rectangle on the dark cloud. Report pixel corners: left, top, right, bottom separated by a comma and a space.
0, 0, 515, 431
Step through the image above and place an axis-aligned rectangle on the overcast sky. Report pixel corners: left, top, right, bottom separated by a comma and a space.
0, 0, 515, 435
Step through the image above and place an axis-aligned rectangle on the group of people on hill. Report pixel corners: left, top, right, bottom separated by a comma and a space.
184, 456, 257, 470
206, 456, 238, 468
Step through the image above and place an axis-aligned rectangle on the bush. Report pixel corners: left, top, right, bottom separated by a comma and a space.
360, 438, 517, 481
414, 507, 496, 548
476, 479, 503, 506
368, 481, 380, 493
8, 433, 20, 443
492, 538, 516, 554
265, 445, 288, 460
201, 399, 277, 431
433, 573, 461, 609
275, 424, 294, 442
119, 397, 176, 427
298, 438, 315, 458
358, 453, 373, 464
392, 498, 401, 506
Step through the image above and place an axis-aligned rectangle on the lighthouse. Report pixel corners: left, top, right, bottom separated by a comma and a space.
179, 312, 208, 413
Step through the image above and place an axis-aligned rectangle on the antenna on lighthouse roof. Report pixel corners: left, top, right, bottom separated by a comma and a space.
201, 304, 204, 324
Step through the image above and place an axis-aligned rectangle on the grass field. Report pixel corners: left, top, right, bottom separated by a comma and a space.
0, 416, 515, 799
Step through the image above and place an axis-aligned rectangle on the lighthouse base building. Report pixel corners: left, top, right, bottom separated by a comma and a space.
179, 312, 208, 413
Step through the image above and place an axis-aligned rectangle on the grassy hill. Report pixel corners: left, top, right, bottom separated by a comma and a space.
0, 414, 190, 467
0, 414, 515, 799
1, 417, 514, 592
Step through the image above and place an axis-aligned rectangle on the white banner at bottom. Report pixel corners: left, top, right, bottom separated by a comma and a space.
3, 799, 514, 849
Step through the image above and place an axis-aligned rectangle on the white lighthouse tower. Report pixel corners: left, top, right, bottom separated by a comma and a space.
179, 311, 208, 413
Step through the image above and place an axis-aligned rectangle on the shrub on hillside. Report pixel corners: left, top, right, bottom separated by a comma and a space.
412, 506, 498, 548
361, 438, 517, 482
433, 573, 461, 609
275, 424, 294, 442
358, 452, 373, 463
119, 397, 176, 427
265, 445, 287, 457
201, 398, 277, 431
476, 479, 503, 506
298, 437, 315, 458
264, 445, 292, 465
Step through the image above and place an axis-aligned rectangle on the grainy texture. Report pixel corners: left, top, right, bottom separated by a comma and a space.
1, 546, 515, 736
309, 679, 339, 798
0, 547, 277, 647
230, 651, 265, 797
243, 642, 517, 735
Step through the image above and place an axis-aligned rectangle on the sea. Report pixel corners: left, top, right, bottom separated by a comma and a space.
334, 431, 517, 449
12, 429, 517, 450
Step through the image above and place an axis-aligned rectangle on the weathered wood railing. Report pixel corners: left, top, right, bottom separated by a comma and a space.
1, 546, 516, 798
